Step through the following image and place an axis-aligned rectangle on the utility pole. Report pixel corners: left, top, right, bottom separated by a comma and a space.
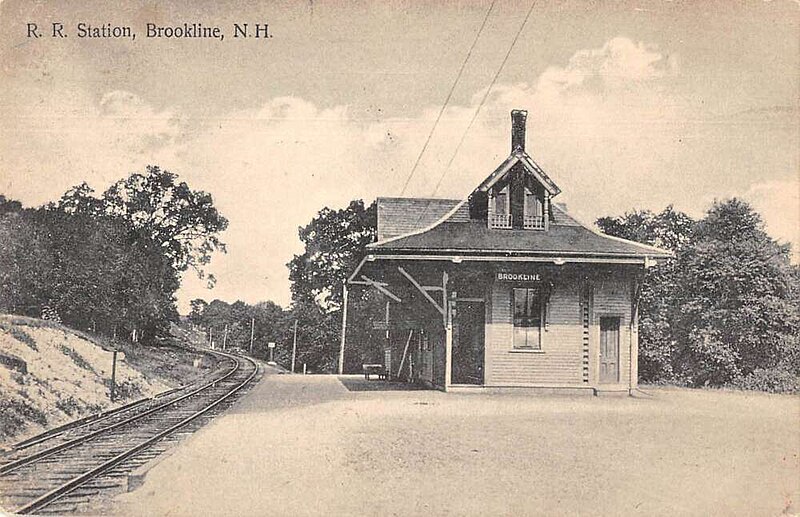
338, 284, 348, 375
291, 319, 298, 373
222, 324, 229, 351
209, 327, 214, 349
249, 317, 255, 355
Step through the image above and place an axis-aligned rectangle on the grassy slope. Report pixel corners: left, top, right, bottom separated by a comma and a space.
0, 315, 215, 446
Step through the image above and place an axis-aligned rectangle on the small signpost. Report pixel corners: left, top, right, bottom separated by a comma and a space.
110, 351, 118, 402
268, 341, 275, 364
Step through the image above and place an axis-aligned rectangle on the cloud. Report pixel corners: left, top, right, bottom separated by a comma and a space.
536, 36, 676, 97
3, 36, 796, 311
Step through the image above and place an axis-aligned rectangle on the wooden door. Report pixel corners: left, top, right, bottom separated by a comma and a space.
599, 317, 620, 383
452, 301, 485, 385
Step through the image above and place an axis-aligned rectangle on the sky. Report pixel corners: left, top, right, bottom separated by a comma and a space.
1, 0, 798, 312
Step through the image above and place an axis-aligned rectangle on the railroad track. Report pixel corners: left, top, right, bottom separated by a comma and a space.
0, 348, 260, 515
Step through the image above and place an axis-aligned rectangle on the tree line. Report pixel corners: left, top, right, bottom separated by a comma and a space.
597, 200, 799, 392
192, 196, 798, 392
0, 166, 228, 343
4, 168, 796, 391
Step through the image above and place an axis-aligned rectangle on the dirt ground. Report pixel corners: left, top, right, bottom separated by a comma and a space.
0, 316, 217, 446
110, 373, 799, 517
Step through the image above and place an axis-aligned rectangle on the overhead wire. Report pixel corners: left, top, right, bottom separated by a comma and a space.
402, 0, 538, 233
398, 0, 497, 196
430, 0, 538, 198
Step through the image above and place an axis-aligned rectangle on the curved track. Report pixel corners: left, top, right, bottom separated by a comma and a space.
0, 348, 260, 515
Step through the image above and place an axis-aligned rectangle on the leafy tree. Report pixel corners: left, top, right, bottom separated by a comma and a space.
55, 182, 104, 216
286, 199, 378, 372
672, 199, 799, 386
288, 200, 376, 311
0, 166, 227, 344
102, 166, 228, 281
598, 200, 800, 391
188, 298, 291, 363
0, 195, 23, 216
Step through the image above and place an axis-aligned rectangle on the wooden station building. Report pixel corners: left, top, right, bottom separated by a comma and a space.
345, 109, 670, 394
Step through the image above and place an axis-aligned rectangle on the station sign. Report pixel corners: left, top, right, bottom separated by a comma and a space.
496, 272, 541, 283
268, 342, 276, 348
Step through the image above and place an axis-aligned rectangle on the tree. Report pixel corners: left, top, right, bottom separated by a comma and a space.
0, 166, 227, 344
55, 182, 104, 216
286, 199, 378, 372
288, 200, 376, 311
597, 200, 800, 391
188, 298, 291, 363
672, 199, 799, 386
102, 165, 228, 280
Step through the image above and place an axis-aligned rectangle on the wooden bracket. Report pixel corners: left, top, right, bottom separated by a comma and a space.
361, 275, 402, 303
398, 267, 444, 316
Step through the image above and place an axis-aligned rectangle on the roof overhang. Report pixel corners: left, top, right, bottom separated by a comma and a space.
347, 251, 666, 284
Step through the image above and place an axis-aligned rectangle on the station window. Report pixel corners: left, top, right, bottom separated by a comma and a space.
513, 287, 542, 349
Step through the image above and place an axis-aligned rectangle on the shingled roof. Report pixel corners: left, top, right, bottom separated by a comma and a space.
376, 197, 469, 241
367, 109, 670, 262
370, 204, 671, 260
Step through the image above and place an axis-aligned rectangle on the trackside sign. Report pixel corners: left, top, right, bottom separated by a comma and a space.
496, 272, 541, 282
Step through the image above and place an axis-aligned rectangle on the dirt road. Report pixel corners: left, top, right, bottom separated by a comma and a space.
110, 372, 799, 516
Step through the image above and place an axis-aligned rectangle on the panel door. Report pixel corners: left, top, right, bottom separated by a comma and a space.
599, 317, 620, 383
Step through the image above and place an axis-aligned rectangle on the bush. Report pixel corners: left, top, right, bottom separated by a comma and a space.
738, 367, 799, 394
59, 344, 95, 373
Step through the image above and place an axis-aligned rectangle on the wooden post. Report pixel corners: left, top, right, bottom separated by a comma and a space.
222, 324, 228, 351
303, 363, 307, 375
249, 317, 255, 355
445, 290, 455, 390
385, 300, 391, 380
630, 279, 641, 392
209, 327, 214, 349
338, 284, 348, 375
110, 351, 118, 402
291, 320, 298, 373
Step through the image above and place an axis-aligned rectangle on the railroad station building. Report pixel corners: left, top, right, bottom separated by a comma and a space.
346, 109, 670, 394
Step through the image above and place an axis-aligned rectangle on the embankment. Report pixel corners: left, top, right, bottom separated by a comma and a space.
0, 315, 213, 446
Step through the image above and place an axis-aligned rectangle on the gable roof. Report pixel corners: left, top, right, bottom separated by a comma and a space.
368, 135, 670, 261
370, 197, 670, 259
474, 150, 561, 197
370, 220, 671, 258
376, 197, 469, 241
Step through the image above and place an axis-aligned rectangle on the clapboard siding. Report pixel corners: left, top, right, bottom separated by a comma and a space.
485, 279, 583, 385
484, 274, 634, 387
592, 275, 632, 386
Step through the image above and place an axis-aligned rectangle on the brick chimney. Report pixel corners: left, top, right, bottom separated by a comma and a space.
511, 109, 527, 152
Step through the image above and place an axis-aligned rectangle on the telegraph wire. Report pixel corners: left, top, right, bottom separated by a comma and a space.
398, 0, 497, 196
430, 0, 538, 197
404, 0, 538, 232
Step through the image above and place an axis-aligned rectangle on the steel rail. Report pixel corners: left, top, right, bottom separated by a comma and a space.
14, 352, 259, 515
10, 385, 186, 452
0, 353, 239, 476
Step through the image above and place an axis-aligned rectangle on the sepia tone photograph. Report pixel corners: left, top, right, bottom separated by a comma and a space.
0, 0, 798, 515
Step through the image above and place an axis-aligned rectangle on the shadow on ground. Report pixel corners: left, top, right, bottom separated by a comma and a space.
337, 376, 428, 392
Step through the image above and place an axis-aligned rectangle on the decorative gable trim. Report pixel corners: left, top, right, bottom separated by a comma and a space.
474, 151, 561, 197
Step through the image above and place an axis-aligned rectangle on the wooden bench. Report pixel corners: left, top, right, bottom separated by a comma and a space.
362, 363, 388, 380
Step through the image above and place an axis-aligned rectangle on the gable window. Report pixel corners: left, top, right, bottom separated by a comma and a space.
489, 185, 511, 229
523, 187, 545, 229
513, 287, 542, 349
